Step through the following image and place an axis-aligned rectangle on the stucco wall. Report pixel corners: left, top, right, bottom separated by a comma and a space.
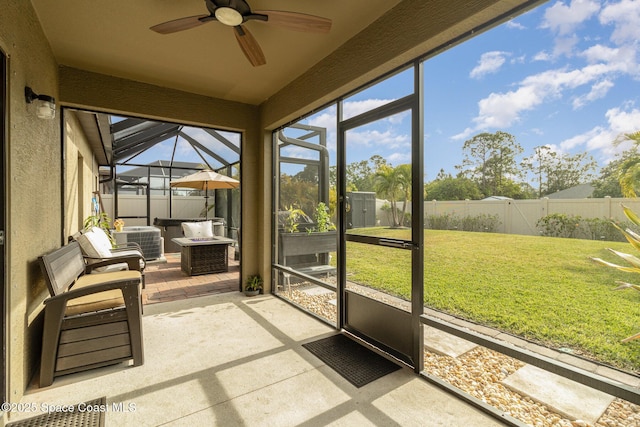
0, 0, 61, 401
64, 111, 99, 237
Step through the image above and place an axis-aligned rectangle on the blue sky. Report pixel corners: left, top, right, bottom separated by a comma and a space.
284, 0, 640, 184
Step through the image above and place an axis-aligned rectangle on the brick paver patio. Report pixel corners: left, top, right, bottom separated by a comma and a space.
142, 251, 240, 305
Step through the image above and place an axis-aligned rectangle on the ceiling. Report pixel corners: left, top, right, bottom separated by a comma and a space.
31, 0, 402, 105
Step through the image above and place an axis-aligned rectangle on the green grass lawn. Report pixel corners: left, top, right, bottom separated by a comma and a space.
345, 228, 640, 371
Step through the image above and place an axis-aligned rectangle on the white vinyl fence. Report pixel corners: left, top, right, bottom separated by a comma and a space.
101, 194, 210, 226
103, 194, 640, 238
374, 197, 640, 237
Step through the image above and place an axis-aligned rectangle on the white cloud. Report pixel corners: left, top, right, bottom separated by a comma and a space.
533, 51, 552, 62
580, 44, 621, 63
346, 129, 410, 151
559, 127, 604, 151
511, 55, 527, 65
468, 67, 587, 131
461, 55, 634, 136
604, 105, 640, 137
451, 127, 475, 141
305, 104, 411, 166
540, 1, 600, 60
572, 79, 614, 109
506, 20, 526, 30
308, 109, 337, 134
306, 102, 408, 153
552, 35, 579, 57
541, 0, 600, 35
473, 85, 542, 129
388, 152, 411, 165
175, 138, 193, 155
600, 0, 640, 44
470, 51, 509, 79
342, 99, 396, 120
280, 144, 318, 160
559, 105, 640, 160
579, 44, 639, 76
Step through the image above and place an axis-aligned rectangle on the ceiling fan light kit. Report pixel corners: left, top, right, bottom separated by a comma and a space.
214, 7, 243, 26
150, 0, 332, 67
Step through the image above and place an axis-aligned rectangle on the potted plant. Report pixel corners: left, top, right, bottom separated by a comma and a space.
83, 212, 116, 245
244, 274, 263, 296
113, 218, 125, 232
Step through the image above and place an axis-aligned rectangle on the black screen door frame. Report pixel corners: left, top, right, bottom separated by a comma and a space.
336, 61, 424, 370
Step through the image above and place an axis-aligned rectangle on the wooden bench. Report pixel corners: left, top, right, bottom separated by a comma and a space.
38, 241, 144, 387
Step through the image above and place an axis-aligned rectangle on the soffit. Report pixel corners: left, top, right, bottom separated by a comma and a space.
30, 0, 402, 105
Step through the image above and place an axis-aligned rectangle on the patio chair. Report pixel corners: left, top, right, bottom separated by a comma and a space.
74, 226, 146, 274
38, 241, 144, 387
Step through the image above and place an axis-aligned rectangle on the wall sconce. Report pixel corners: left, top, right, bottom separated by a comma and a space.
25, 86, 56, 120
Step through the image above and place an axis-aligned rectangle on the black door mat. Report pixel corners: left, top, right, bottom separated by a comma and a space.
303, 333, 401, 388
6, 397, 106, 427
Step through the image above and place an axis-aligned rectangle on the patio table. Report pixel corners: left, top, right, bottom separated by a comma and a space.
171, 236, 235, 276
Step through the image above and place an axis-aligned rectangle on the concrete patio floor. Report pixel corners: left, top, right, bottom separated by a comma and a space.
12, 292, 504, 426
10, 252, 639, 426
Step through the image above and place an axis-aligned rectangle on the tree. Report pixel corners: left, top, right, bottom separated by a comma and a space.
546, 152, 597, 195
396, 164, 412, 225
521, 145, 556, 198
592, 132, 640, 198
294, 164, 319, 184
592, 154, 626, 198
279, 174, 317, 217
616, 131, 640, 198
523, 146, 597, 197
342, 155, 389, 192
425, 173, 482, 200
457, 131, 523, 197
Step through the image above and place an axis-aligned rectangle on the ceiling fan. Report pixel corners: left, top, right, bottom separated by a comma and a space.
150, 0, 332, 67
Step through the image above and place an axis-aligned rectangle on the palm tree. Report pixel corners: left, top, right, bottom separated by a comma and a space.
375, 165, 408, 227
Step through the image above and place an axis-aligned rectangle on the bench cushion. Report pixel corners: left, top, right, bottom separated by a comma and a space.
65, 270, 141, 316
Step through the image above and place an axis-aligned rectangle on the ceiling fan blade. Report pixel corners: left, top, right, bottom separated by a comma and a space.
234, 26, 266, 67
150, 14, 212, 34
254, 10, 331, 33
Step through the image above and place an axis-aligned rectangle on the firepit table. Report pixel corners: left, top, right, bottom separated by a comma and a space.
171, 236, 235, 276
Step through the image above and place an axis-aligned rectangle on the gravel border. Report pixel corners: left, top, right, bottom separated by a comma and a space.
281, 284, 640, 427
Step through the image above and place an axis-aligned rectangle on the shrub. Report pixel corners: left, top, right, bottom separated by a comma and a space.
581, 217, 628, 242
425, 213, 458, 230
425, 213, 501, 232
537, 214, 631, 242
536, 213, 581, 238
459, 213, 501, 232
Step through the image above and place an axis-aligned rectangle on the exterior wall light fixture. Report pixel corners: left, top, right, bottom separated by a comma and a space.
25, 86, 56, 119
